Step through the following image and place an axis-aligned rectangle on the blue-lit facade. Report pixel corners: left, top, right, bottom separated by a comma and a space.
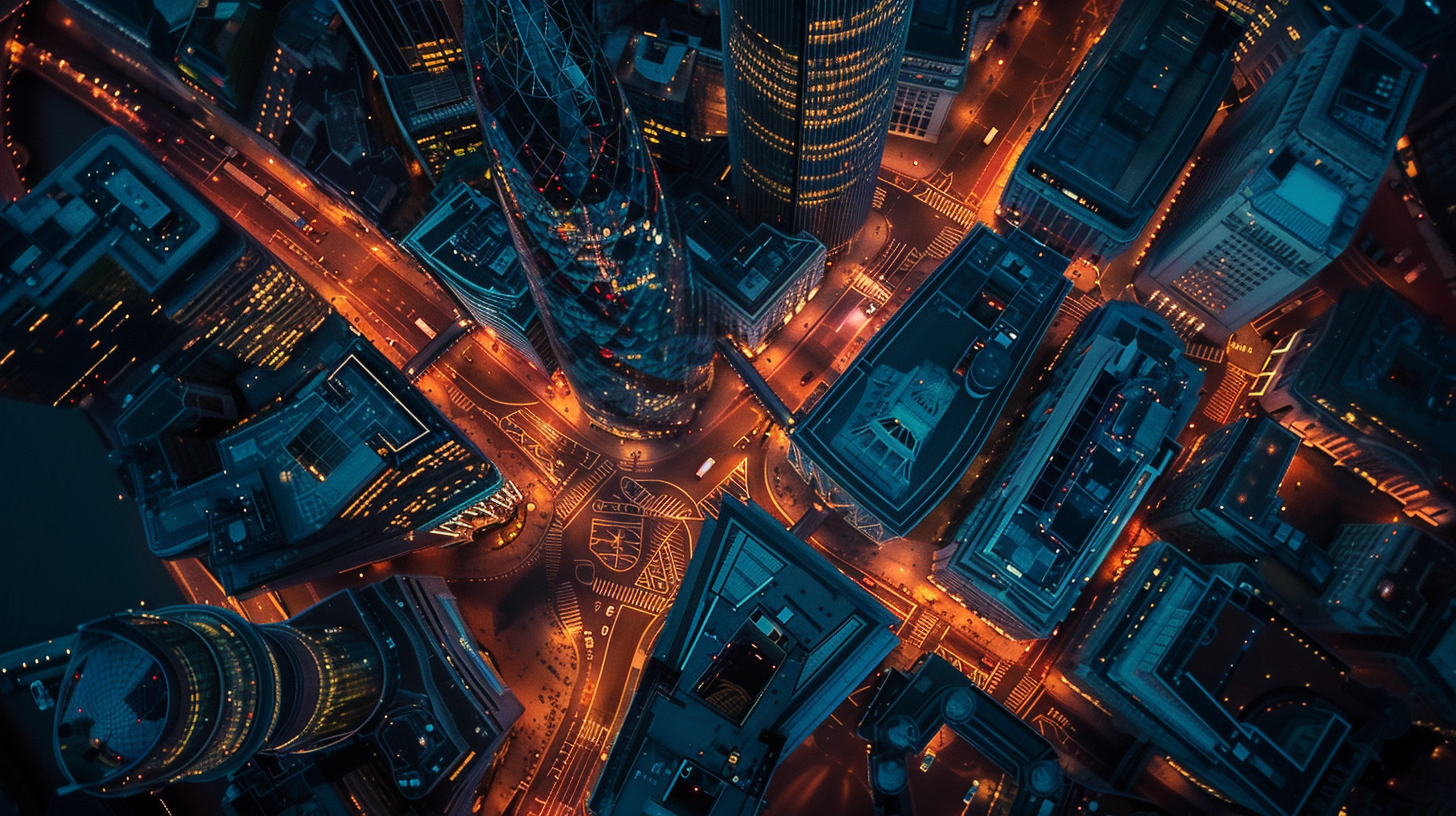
462, 0, 713, 438
722, 0, 912, 251
54, 576, 522, 816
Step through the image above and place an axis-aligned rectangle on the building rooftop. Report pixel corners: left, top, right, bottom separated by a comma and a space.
1267, 286, 1456, 469
611, 28, 695, 104
1012, 0, 1241, 241
589, 497, 898, 816
935, 302, 1200, 637
791, 226, 1070, 537
403, 183, 533, 323
110, 316, 502, 594
1077, 540, 1402, 816
1151, 416, 1301, 547
0, 130, 218, 315
1325, 524, 1456, 637
681, 192, 824, 317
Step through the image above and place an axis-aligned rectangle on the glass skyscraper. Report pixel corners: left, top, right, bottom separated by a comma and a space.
723, 0, 912, 251
462, 0, 713, 438
53, 604, 381, 795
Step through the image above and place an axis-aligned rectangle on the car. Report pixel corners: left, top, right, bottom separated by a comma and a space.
800, 370, 816, 386
860, 575, 877, 588
963, 781, 982, 803
919, 751, 935, 772
30, 680, 52, 711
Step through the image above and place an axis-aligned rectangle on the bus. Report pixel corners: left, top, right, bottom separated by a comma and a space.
982, 127, 1000, 146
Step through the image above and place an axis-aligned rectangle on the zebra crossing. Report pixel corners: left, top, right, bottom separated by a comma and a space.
542, 521, 564, 579
872, 186, 888, 210
621, 478, 698, 520
1005, 671, 1041, 714
553, 581, 583, 635
925, 226, 966, 259
1204, 369, 1251, 424
557, 460, 616, 522
1057, 292, 1101, 324
905, 610, 940, 650
592, 577, 670, 614
914, 184, 975, 225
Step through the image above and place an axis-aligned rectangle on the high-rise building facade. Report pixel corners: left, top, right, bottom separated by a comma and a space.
54, 576, 521, 816
463, 0, 713, 438
999, 0, 1242, 263
722, 0, 912, 250
932, 302, 1202, 640
403, 182, 552, 372
589, 497, 898, 816
0, 129, 328, 407
1139, 26, 1423, 341
1253, 286, 1456, 528
92, 315, 509, 595
1070, 541, 1405, 816
332, 0, 482, 179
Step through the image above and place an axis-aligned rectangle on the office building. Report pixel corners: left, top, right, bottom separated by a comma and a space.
1230, 0, 1405, 96
859, 653, 1064, 816
1140, 26, 1424, 341
54, 575, 521, 816
1320, 524, 1456, 725
175, 0, 280, 115
1323, 523, 1455, 636
932, 302, 1201, 640
681, 192, 826, 356
605, 23, 700, 170
1070, 540, 1406, 816
463, 0, 713, 439
97, 314, 508, 595
403, 182, 552, 372
589, 496, 899, 816
789, 226, 1069, 541
1150, 416, 1306, 559
332, 0, 482, 179
887, 0, 1001, 142
722, 0, 912, 250
1254, 286, 1456, 527
999, 0, 1242, 263
0, 129, 328, 407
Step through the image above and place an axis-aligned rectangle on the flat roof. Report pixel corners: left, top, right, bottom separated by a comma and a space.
404, 183, 528, 300
591, 497, 898, 816
1013, 0, 1241, 239
681, 193, 824, 316
0, 130, 218, 313
791, 226, 1070, 536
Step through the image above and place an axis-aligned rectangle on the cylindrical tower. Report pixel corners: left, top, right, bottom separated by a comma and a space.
723, 0, 911, 251
53, 605, 383, 796
462, 0, 713, 439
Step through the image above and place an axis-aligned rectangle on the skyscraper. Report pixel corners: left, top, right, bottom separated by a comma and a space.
1138, 26, 1424, 341
332, 0, 482, 179
54, 575, 522, 816
722, 0, 912, 251
94, 314, 510, 596
589, 497, 898, 816
462, 0, 713, 439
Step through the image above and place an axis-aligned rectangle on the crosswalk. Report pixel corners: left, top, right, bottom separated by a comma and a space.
592, 577, 671, 614
906, 611, 939, 650
872, 186, 888, 210
621, 478, 698, 520
542, 521, 564, 580
1204, 369, 1251, 424
926, 226, 967, 259
557, 460, 615, 522
554, 581, 583, 635
1005, 671, 1041, 714
914, 184, 975, 225
1057, 292, 1101, 324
